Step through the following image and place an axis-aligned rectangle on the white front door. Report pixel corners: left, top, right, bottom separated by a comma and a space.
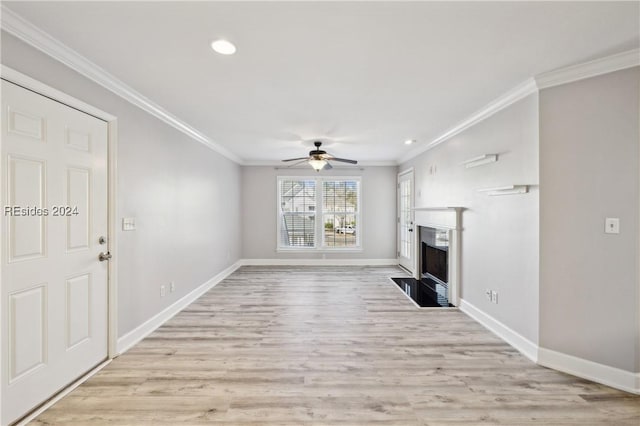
1, 80, 109, 425
397, 170, 414, 273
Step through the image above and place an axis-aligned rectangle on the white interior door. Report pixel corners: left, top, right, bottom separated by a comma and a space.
1, 80, 109, 425
397, 170, 414, 272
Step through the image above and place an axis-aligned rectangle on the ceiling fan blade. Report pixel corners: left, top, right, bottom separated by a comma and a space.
287, 159, 309, 168
327, 157, 358, 164
323, 162, 333, 170
282, 157, 310, 162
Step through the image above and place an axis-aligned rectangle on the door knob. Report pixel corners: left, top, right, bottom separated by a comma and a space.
99, 252, 112, 261
408, 228, 413, 232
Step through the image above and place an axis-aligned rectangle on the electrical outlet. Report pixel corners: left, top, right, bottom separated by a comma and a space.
170, 281, 175, 293
491, 290, 498, 304
160, 285, 166, 297
485, 289, 492, 301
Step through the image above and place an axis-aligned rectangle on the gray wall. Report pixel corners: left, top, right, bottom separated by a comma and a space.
539, 67, 640, 372
1, 32, 242, 337
241, 166, 397, 260
401, 94, 540, 343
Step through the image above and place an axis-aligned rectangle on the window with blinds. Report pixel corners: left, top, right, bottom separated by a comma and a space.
278, 177, 361, 250
322, 180, 359, 248
279, 179, 316, 248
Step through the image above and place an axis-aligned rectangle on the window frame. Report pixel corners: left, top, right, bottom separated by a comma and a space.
276, 176, 362, 252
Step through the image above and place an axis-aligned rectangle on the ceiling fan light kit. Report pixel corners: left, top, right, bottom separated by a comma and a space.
282, 141, 358, 171
308, 158, 328, 171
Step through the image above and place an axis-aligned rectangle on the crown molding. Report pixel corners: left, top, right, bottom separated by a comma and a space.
398, 78, 539, 164
4, 4, 637, 167
398, 48, 640, 165
0, 5, 243, 164
535, 48, 640, 89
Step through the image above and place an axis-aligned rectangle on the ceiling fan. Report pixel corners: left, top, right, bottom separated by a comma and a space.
282, 141, 358, 171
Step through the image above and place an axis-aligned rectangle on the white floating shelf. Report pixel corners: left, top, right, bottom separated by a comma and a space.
477, 185, 528, 196
412, 207, 463, 211
462, 154, 498, 168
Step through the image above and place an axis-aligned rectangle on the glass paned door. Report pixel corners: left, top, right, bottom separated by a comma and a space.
398, 170, 414, 272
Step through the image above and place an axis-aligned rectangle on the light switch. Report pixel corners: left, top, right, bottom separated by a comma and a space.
122, 217, 136, 231
605, 218, 620, 234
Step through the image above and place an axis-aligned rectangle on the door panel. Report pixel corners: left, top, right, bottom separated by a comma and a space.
7, 107, 45, 141
66, 168, 91, 251
9, 285, 46, 381
8, 156, 47, 262
397, 170, 414, 272
1, 80, 109, 425
64, 127, 91, 152
66, 273, 91, 349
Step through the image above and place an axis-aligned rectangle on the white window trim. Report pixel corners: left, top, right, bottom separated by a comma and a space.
276, 176, 362, 252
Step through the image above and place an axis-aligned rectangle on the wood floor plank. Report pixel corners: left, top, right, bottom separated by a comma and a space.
31, 266, 640, 425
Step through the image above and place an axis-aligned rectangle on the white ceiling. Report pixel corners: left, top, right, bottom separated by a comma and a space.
5, 1, 639, 164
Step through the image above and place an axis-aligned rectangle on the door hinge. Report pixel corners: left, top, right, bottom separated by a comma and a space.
397, 251, 400, 257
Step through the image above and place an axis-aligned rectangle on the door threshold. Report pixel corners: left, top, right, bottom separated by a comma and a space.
14, 358, 112, 426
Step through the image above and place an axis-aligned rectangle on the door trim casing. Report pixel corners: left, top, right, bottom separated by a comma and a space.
0, 65, 118, 424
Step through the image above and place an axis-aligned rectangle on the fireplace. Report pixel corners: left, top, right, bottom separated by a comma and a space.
412, 207, 462, 306
420, 227, 449, 284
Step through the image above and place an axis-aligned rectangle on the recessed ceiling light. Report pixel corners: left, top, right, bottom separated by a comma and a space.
404, 139, 416, 145
210, 39, 236, 55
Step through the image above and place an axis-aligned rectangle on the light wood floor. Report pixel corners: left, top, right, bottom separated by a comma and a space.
32, 266, 640, 425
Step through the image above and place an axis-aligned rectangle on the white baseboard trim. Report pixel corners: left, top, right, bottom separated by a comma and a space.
116, 260, 242, 354
240, 258, 399, 266
459, 299, 640, 394
459, 299, 538, 362
538, 347, 640, 395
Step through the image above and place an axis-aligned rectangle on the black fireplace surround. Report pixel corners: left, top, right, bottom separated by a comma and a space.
420, 226, 449, 284
392, 226, 452, 307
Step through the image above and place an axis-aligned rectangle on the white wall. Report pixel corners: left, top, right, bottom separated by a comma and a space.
398, 67, 640, 381
241, 166, 397, 260
400, 94, 540, 344
1, 32, 242, 337
539, 67, 640, 373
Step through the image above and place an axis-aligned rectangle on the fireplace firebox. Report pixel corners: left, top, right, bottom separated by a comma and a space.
420, 226, 449, 284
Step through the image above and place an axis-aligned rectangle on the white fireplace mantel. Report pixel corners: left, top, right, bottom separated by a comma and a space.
412, 207, 463, 230
411, 207, 463, 306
